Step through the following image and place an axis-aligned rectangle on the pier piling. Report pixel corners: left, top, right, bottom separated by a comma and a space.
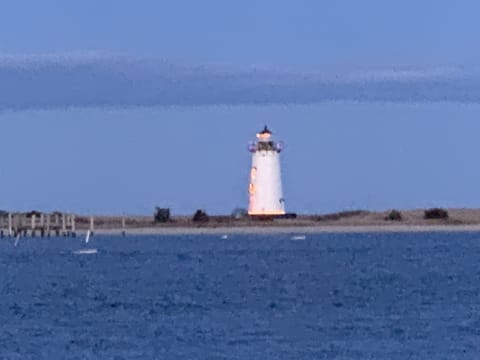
46, 214, 51, 237
31, 214, 36, 237
8, 213, 12, 237
89, 216, 95, 236
61, 214, 66, 236
71, 215, 76, 237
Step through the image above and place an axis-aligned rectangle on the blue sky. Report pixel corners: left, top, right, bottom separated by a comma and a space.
1, 1, 480, 214
1, 1, 479, 67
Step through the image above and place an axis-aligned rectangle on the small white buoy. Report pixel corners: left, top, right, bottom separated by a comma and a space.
221, 234, 229, 240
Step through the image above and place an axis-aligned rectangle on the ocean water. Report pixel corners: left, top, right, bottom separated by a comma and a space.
1, 232, 480, 359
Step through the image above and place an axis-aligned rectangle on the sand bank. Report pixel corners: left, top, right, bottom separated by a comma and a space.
79, 224, 480, 236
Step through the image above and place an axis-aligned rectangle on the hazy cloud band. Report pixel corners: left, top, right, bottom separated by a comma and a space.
0, 54, 477, 110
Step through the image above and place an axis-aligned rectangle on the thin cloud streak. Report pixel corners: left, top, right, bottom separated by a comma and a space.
0, 53, 478, 111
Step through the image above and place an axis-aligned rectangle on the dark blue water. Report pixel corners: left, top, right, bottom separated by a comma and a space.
1, 232, 480, 359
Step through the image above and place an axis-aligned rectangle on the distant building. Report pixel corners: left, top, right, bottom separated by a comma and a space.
248, 126, 286, 216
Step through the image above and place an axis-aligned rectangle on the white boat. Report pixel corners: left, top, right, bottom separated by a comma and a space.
291, 235, 306, 241
73, 248, 98, 255
72, 230, 97, 255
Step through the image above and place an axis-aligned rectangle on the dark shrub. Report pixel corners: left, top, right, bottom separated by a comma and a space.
154, 207, 171, 223
231, 208, 248, 219
424, 208, 449, 219
385, 210, 402, 221
193, 209, 209, 223
25, 210, 42, 218
316, 210, 369, 221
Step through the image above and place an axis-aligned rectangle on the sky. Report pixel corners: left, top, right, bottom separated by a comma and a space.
1, 1, 480, 215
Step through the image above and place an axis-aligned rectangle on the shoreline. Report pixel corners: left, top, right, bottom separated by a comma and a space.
80, 224, 480, 236
5, 208, 480, 237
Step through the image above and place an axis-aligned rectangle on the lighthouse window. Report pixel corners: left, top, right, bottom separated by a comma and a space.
257, 141, 276, 151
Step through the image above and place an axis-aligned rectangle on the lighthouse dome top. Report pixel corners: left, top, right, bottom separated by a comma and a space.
249, 125, 282, 153
256, 125, 273, 140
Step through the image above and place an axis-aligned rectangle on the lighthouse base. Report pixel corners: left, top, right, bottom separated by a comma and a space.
277, 213, 297, 219
249, 213, 297, 221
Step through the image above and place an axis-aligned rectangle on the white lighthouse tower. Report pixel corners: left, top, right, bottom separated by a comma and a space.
248, 126, 286, 216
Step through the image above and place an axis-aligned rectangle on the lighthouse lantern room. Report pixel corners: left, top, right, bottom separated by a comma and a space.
248, 126, 286, 216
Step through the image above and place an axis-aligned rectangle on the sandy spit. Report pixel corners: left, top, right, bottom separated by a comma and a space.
79, 224, 480, 236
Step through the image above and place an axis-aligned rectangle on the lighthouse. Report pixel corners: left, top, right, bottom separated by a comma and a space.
248, 126, 286, 216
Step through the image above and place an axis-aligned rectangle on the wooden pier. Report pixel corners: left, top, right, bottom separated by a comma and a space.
0, 211, 77, 238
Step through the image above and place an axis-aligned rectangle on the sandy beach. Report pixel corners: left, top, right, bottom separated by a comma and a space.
60, 208, 480, 235
5, 208, 480, 237
82, 223, 480, 236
